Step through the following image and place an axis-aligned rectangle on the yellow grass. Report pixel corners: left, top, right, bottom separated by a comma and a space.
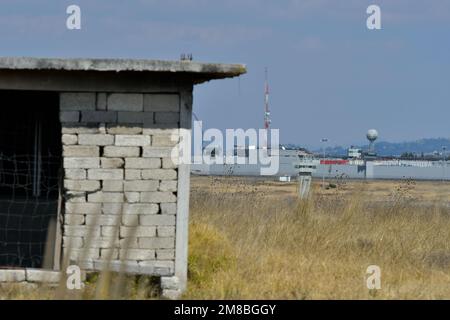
1, 176, 450, 299
184, 176, 450, 299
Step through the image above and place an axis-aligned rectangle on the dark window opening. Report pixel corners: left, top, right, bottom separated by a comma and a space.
0, 91, 62, 269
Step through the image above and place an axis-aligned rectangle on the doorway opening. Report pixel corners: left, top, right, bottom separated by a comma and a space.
0, 91, 62, 269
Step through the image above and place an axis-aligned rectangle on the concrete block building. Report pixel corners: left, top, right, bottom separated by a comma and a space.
0, 57, 245, 296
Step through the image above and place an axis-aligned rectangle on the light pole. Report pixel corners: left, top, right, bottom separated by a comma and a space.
321, 138, 328, 189
443, 146, 447, 182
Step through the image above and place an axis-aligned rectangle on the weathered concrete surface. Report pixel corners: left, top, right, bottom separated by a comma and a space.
0, 269, 87, 283
26, 269, 62, 283
0, 270, 26, 282
0, 57, 246, 83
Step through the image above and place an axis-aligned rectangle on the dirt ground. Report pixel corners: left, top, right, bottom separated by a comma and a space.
191, 175, 450, 204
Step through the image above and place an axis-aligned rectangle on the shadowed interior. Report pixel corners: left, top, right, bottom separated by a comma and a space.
0, 91, 61, 268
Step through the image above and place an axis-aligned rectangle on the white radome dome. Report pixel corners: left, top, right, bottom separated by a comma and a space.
367, 129, 378, 142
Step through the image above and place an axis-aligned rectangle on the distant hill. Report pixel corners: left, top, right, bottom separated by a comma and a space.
308, 138, 450, 157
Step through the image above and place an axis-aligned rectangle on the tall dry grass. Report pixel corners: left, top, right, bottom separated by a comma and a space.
185, 177, 450, 299
1, 177, 449, 300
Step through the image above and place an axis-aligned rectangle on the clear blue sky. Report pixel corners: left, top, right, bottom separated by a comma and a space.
1, 0, 449, 148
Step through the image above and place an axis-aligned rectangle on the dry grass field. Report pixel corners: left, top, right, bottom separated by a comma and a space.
1, 176, 450, 299
185, 176, 450, 299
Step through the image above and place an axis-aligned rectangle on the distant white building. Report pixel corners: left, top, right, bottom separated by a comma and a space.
347, 146, 362, 159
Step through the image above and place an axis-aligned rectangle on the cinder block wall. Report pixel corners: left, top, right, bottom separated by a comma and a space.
60, 92, 185, 277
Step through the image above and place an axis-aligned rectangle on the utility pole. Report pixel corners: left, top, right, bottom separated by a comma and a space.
321, 138, 328, 189
262, 68, 271, 150
443, 146, 447, 182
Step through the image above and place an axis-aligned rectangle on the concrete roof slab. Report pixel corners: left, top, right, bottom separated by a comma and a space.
0, 57, 246, 83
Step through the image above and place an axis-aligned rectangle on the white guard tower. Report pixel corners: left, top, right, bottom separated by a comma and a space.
293, 157, 318, 199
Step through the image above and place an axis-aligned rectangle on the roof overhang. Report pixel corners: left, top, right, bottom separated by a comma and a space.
0, 57, 247, 92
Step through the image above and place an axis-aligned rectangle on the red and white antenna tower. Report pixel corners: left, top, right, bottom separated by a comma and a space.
264, 67, 271, 130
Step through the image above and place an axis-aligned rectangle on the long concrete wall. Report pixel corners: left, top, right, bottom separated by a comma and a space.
314, 163, 450, 180
194, 162, 450, 181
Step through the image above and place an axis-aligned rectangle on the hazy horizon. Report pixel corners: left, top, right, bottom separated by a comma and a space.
302, 136, 450, 151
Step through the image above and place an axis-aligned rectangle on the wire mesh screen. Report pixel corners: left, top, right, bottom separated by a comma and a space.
0, 90, 62, 269
0, 153, 61, 268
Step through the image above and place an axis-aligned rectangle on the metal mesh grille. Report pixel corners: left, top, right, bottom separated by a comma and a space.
0, 90, 62, 269
0, 154, 61, 268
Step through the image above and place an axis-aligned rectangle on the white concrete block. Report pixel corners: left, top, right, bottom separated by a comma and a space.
138, 260, 174, 276
62, 236, 84, 248
119, 237, 139, 249
159, 180, 177, 192
62, 123, 100, 134
100, 249, 119, 260
101, 226, 119, 237
93, 260, 139, 273
102, 180, 124, 192
157, 250, 175, 260
142, 125, 178, 136
64, 158, 99, 169
161, 289, 181, 300
63, 225, 100, 237
120, 226, 156, 238
141, 192, 176, 203
162, 157, 177, 169
64, 214, 85, 226
139, 215, 176, 226
139, 237, 175, 249
157, 226, 176, 237
142, 147, 173, 158
64, 146, 99, 157
0, 270, 26, 282
115, 135, 150, 146
160, 203, 177, 215
122, 215, 139, 226
64, 180, 100, 192
26, 269, 61, 283
78, 134, 114, 146
123, 203, 159, 215
141, 169, 177, 180
84, 237, 120, 249
152, 134, 179, 147
65, 191, 86, 203
85, 214, 121, 226
102, 203, 123, 215
104, 146, 140, 158
124, 180, 159, 192
125, 192, 140, 203
87, 192, 124, 203
62, 134, 78, 145
125, 169, 142, 180
160, 276, 180, 290
88, 169, 123, 180
119, 249, 155, 261
101, 157, 125, 169
65, 203, 101, 214
65, 169, 87, 180
125, 158, 160, 169
106, 124, 143, 135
